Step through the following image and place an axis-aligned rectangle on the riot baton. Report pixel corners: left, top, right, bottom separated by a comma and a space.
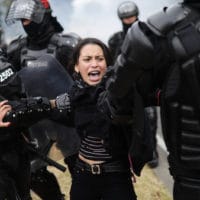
26, 142, 66, 172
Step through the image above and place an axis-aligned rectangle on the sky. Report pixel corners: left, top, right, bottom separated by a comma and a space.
50, 0, 181, 44
3, 0, 181, 44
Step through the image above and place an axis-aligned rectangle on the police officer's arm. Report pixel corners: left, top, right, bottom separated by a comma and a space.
108, 32, 122, 61
5, 97, 52, 127
106, 21, 156, 101
6, 37, 25, 71
49, 93, 73, 125
98, 22, 157, 121
5, 93, 73, 127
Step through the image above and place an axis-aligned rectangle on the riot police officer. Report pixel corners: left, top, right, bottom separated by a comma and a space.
104, 0, 200, 199
108, 1, 139, 61
0, 49, 32, 200
108, 1, 159, 168
5, 0, 80, 199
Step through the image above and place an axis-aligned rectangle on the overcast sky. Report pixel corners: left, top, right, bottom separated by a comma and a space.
50, 0, 181, 44
3, 0, 181, 44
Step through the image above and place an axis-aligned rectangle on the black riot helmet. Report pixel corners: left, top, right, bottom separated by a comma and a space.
5, 0, 51, 25
117, 1, 139, 20
6, 0, 63, 39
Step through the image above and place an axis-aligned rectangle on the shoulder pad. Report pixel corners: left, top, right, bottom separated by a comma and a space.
108, 31, 123, 46
7, 36, 26, 56
121, 21, 154, 69
0, 59, 16, 85
50, 33, 80, 48
0, 65, 15, 83
147, 4, 191, 36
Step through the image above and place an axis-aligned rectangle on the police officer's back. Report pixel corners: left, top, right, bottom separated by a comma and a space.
108, 1, 139, 61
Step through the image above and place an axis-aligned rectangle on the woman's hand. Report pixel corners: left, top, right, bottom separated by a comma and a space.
0, 100, 11, 127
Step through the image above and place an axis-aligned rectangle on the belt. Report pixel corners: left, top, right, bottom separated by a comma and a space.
75, 159, 129, 175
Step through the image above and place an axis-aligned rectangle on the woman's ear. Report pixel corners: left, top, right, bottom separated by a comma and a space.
75, 65, 79, 73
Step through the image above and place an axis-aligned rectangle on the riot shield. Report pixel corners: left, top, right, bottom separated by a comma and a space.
18, 54, 80, 171
18, 54, 73, 98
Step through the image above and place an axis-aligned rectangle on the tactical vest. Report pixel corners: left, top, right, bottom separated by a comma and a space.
148, 4, 200, 170
20, 33, 77, 68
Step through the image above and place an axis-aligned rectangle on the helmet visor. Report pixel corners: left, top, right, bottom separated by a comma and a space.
5, 0, 45, 25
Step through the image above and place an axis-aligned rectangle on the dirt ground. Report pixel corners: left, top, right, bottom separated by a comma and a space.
32, 149, 172, 200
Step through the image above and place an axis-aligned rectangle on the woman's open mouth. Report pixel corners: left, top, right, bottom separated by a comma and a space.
88, 71, 101, 82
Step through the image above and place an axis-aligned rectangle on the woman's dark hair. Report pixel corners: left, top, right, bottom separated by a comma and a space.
69, 38, 113, 76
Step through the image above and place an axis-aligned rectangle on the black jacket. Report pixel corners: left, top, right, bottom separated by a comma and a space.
54, 78, 153, 176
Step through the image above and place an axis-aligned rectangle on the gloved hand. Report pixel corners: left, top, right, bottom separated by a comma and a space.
98, 87, 134, 125
55, 93, 71, 111
4, 97, 51, 127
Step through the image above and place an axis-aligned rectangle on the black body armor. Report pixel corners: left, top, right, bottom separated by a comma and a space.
7, 33, 78, 71
6, 30, 79, 200
147, 4, 200, 171
106, 2, 200, 199
0, 51, 31, 199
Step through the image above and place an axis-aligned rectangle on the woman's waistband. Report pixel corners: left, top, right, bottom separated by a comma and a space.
75, 158, 130, 175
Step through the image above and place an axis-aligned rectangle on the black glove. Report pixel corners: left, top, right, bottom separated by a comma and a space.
4, 97, 51, 127
55, 93, 71, 111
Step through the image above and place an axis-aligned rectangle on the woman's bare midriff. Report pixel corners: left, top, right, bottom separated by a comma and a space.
79, 154, 105, 165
